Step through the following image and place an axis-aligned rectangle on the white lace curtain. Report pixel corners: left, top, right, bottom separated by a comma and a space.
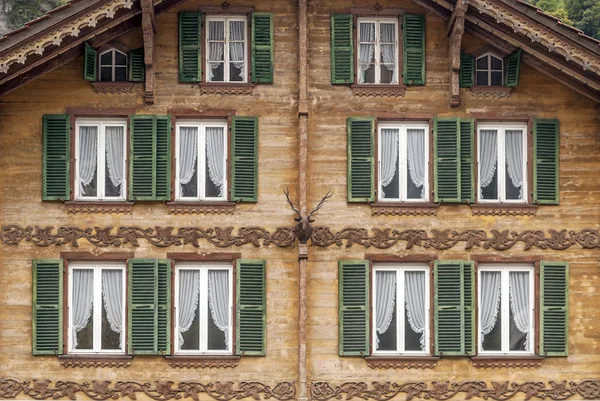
105, 126, 124, 191
480, 271, 502, 346
102, 270, 123, 348
206, 127, 225, 197
178, 127, 198, 197
380, 129, 398, 196
208, 270, 229, 340
375, 271, 396, 348
479, 130, 498, 198
358, 23, 375, 83
229, 21, 245, 79
380, 23, 397, 83
505, 130, 524, 199
178, 270, 200, 346
405, 271, 426, 350
79, 127, 98, 196
407, 129, 425, 198
509, 272, 530, 350
71, 270, 94, 348
208, 21, 225, 80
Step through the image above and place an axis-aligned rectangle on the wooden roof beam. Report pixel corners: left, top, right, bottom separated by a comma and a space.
448, 0, 468, 107
141, 0, 155, 104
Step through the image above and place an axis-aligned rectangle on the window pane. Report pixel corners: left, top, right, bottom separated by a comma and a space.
115, 51, 127, 66
104, 126, 124, 198
100, 67, 112, 82
229, 21, 245, 41
479, 130, 498, 200
406, 129, 426, 200
476, 71, 488, 86
505, 130, 524, 200
179, 127, 199, 198
509, 272, 530, 351
114, 67, 127, 82
229, 63, 244, 82
404, 271, 426, 352
79, 126, 98, 198
476, 56, 488, 69
205, 127, 225, 198
380, 43, 396, 84
208, 43, 224, 62
100, 52, 112, 65
490, 55, 502, 70
375, 271, 397, 351
72, 269, 94, 350
207, 270, 229, 351
359, 63, 375, 84
179, 270, 200, 351
380, 23, 396, 43
101, 269, 123, 350
380, 129, 399, 199
359, 23, 375, 43
480, 271, 502, 352
208, 63, 224, 82
208, 21, 225, 40
490, 71, 503, 86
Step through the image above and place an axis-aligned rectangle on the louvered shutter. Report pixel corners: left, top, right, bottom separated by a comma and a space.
330, 14, 354, 84
32, 259, 63, 355
403, 14, 425, 85
42, 114, 71, 200
129, 115, 171, 201
236, 259, 266, 356
533, 119, 560, 204
338, 260, 369, 356
459, 51, 474, 88
434, 260, 474, 356
83, 42, 97, 81
505, 48, 522, 87
129, 48, 145, 82
347, 117, 374, 202
459, 119, 475, 202
252, 13, 274, 83
128, 259, 171, 355
231, 116, 258, 202
179, 11, 202, 82
434, 117, 461, 203
540, 261, 569, 356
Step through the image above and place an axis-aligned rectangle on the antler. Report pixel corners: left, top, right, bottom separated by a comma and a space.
307, 190, 333, 218
284, 187, 302, 218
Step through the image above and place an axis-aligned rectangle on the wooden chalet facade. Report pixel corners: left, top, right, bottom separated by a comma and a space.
0, 0, 599, 400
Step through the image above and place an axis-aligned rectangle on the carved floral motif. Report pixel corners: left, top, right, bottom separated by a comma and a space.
310, 380, 600, 401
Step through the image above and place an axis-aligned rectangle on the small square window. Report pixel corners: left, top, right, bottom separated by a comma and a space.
357, 18, 399, 85
98, 49, 128, 82
206, 16, 247, 83
475, 54, 503, 86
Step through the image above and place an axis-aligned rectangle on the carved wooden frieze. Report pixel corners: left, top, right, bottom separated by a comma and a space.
2, 225, 599, 251
311, 380, 600, 401
0, 379, 296, 401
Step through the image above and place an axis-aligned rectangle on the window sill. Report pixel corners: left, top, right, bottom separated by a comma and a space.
470, 85, 512, 98
199, 83, 255, 96
351, 84, 406, 97
165, 355, 240, 369
471, 356, 543, 369
166, 201, 236, 215
471, 203, 537, 216
371, 202, 438, 216
366, 356, 438, 369
65, 201, 134, 214
58, 354, 132, 368
91, 81, 136, 94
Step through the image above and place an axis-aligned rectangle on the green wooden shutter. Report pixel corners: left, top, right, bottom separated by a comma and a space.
236, 259, 266, 356
252, 12, 274, 83
330, 14, 354, 84
459, 51, 474, 88
231, 116, 258, 202
32, 259, 63, 355
347, 117, 374, 202
179, 11, 202, 82
129, 47, 145, 82
338, 260, 369, 356
434, 260, 474, 356
434, 117, 461, 203
505, 48, 522, 87
459, 118, 475, 202
42, 114, 71, 201
533, 119, 560, 204
403, 14, 425, 85
83, 42, 97, 81
540, 261, 569, 356
129, 115, 171, 201
128, 259, 170, 355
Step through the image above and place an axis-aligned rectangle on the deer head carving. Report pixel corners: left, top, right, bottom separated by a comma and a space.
284, 188, 333, 244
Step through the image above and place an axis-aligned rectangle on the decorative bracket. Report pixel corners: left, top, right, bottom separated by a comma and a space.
448, 0, 468, 107
141, 0, 155, 104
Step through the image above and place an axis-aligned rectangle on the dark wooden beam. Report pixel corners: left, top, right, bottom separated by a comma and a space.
448, 0, 468, 107
141, 0, 155, 104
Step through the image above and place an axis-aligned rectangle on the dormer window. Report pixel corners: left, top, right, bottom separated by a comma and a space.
99, 48, 128, 82
475, 53, 503, 86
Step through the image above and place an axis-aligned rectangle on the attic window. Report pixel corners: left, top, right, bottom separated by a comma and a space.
99, 49, 128, 82
476, 53, 503, 86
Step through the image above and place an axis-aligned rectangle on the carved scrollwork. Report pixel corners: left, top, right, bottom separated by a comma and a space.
91, 82, 136, 94
0, 379, 296, 401
167, 358, 240, 369
310, 380, 600, 401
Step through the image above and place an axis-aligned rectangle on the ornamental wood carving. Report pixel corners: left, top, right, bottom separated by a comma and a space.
2, 225, 599, 250
310, 380, 600, 401
0, 379, 296, 401
365, 358, 437, 369
167, 358, 240, 369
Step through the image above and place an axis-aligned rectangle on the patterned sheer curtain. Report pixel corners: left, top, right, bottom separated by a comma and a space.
358, 23, 375, 83
78, 126, 98, 196
105, 127, 124, 194
405, 271, 426, 350
208, 270, 229, 342
208, 21, 225, 81
206, 127, 225, 197
380, 23, 397, 83
407, 129, 426, 198
380, 129, 399, 197
178, 270, 200, 347
479, 130, 498, 198
480, 271, 502, 347
505, 130, 524, 199
178, 127, 198, 197
71, 270, 94, 348
229, 21, 245, 79
509, 272, 530, 350
375, 271, 396, 348
102, 270, 123, 348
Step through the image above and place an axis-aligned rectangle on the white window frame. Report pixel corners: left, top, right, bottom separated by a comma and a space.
377, 122, 429, 202
477, 122, 528, 204
67, 261, 126, 354
356, 18, 399, 85
477, 264, 535, 356
205, 16, 248, 83
174, 262, 234, 355
175, 120, 228, 201
476, 53, 504, 86
98, 48, 128, 82
372, 263, 430, 356
75, 118, 127, 201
